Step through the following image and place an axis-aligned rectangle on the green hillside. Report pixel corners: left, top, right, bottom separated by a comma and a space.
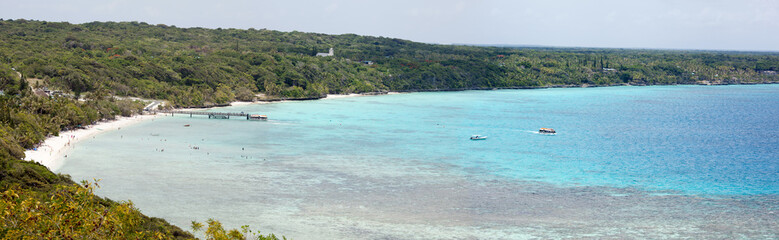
2, 19, 776, 107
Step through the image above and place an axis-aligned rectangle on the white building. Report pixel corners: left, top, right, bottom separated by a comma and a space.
316, 48, 334, 57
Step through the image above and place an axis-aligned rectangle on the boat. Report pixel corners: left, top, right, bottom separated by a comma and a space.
470, 135, 488, 140
539, 128, 556, 134
248, 114, 268, 120
184, 124, 190, 127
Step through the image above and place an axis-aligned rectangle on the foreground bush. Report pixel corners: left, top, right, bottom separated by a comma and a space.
190, 219, 286, 240
0, 181, 186, 239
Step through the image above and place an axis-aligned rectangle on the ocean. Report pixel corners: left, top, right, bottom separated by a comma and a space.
58, 85, 778, 239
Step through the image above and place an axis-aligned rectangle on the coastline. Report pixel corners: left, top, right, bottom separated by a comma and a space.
387, 81, 779, 93
25, 99, 275, 171
25, 99, 273, 171
323, 92, 401, 100
24, 114, 161, 171
26, 82, 775, 171
254, 81, 779, 103
324, 93, 365, 99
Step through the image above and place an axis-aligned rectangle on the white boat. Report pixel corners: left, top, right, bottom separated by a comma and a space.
470, 135, 488, 140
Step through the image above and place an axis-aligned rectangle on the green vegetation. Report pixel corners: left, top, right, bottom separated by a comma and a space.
0, 55, 284, 238
1, 19, 776, 107
0, 64, 193, 238
190, 219, 284, 240
1, 18, 778, 238
1, 181, 191, 239
0, 62, 145, 160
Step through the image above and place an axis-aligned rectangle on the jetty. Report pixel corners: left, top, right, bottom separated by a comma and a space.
154, 110, 267, 120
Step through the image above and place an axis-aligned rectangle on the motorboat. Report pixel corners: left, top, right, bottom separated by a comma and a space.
470, 135, 488, 140
539, 128, 556, 134
248, 114, 268, 120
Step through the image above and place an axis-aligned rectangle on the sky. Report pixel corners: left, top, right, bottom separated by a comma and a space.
1, 0, 778, 52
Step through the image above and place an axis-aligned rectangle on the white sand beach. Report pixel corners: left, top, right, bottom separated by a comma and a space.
324, 93, 365, 99
24, 114, 160, 171
229, 101, 257, 106
325, 92, 401, 100
229, 101, 272, 106
24, 93, 399, 171
24, 100, 263, 171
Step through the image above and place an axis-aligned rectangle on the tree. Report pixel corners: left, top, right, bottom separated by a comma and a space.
17, 73, 28, 96
234, 86, 255, 101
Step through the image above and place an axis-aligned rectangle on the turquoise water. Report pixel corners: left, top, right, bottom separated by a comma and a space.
59, 85, 778, 239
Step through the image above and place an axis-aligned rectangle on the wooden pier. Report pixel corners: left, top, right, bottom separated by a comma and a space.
154, 110, 267, 120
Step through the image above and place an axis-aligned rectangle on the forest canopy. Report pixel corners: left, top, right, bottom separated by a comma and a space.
1, 19, 776, 107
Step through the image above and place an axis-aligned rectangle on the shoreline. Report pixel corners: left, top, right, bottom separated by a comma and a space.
251, 81, 779, 103
26, 92, 399, 170
323, 92, 402, 100
324, 93, 366, 99
24, 114, 161, 171
24, 99, 272, 171
388, 81, 779, 93
26, 82, 776, 171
